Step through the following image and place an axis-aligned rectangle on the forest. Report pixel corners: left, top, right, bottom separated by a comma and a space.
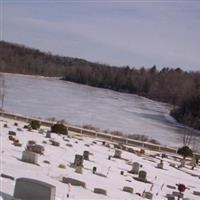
0, 41, 200, 130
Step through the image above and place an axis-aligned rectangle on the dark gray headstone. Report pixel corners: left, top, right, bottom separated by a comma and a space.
143, 192, 153, 200
193, 191, 200, 196
167, 185, 176, 190
94, 188, 107, 195
62, 177, 86, 188
138, 170, 147, 181
74, 154, 83, 167
166, 194, 175, 200
123, 186, 134, 193
83, 151, 89, 160
46, 132, 51, 138
14, 178, 56, 200
130, 162, 140, 174
113, 149, 122, 158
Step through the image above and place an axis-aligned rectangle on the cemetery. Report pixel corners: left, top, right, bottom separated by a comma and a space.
0, 116, 200, 200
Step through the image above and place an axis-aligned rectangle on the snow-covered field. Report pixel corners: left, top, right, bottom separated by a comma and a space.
1, 117, 200, 200
3, 73, 200, 147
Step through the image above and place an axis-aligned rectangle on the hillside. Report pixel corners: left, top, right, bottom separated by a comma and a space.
1, 116, 200, 200
0, 41, 200, 130
0, 41, 106, 76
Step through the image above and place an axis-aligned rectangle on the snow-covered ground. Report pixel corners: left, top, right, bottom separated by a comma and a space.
0, 117, 200, 200
3, 73, 200, 147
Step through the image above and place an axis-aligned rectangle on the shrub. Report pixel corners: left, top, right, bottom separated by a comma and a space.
58, 164, 66, 169
177, 146, 193, 159
8, 131, 16, 136
30, 120, 40, 130
23, 125, 29, 129
110, 130, 124, 136
82, 124, 100, 131
51, 123, 68, 135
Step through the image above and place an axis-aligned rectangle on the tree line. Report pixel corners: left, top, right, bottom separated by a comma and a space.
0, 41, 200, 130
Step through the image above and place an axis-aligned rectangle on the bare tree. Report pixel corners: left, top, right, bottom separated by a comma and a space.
0, 75, 5, 110
182, 128, 193, 146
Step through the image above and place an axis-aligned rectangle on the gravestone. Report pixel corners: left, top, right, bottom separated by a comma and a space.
92, 167, 97, 174
138, 170, 147, 182
143, 192, 153, 200
51, 140, 60, 147
13, 141, 22, 147
62, 177, 86, 188
157, 160, 164, 169
123, 186, 134, 193
129, 162, 140, 174
28, 140, 36, 145
17, 128, 23, 132
8, 131, 16, 136
8, 135, 15, 141
1, 173, 15, 181
166, 194, 175, 200
83, 151, 89, 160
193, 191, 200, 196
113, 149, 122, 158
46, 132, 51, 138
66, 143, 73, 147
38, 129, 44, 134
167, 185, 176, 190
75, 166, 83, 174
190, 157, 197, 169
22, 151, 38, 164
172, 191, 184, 198
27, 144, 45, 154
179, 159, 185, 168
74, 154, 83, 167
14, 178, 56, 200
94, 188, 107, 195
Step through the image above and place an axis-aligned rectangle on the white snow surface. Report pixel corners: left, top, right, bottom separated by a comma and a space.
0, 117, 200, 200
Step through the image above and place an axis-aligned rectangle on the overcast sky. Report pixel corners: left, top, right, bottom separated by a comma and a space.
1, 0, 200, 71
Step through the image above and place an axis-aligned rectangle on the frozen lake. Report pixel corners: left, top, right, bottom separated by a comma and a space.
2, 73, 200, 147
